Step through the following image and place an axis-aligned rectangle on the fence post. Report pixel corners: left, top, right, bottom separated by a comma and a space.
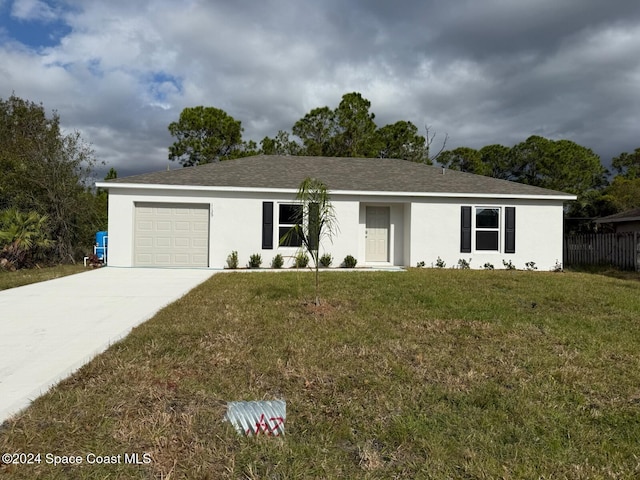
633, 231, 640, 272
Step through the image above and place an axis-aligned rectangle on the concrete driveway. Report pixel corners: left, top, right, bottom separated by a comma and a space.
0, 267, 215, 424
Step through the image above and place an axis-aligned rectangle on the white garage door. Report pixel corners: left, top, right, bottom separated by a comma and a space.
134, 203, 209, 267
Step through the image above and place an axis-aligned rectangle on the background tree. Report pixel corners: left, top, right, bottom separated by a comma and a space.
292, 106, 338, 156
95, 167, 118, 235
104, 167, 118, 180
601, 176, 640, 212
612, 148, 640, 179
289, 92, 435, 162
437, 136, 608, 223
437, 144, 512, 178
437, 147, 485, 174
168, 106, 244, 166
0, 95, 102, 265
478, 144, 511, 179
507, 136, 607, 194
333, 92, 377, 157
260, 130, 301, 155
424, 125, 448, 163
374, 120, 428, 163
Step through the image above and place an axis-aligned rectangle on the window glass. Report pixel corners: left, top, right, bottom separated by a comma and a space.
278, 204, 302, 247
476, 208, 499, 228
279, 204, 301, 224
476, 231, 499, 250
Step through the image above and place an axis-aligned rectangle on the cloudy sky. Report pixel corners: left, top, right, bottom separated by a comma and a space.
1, 0, 639, 180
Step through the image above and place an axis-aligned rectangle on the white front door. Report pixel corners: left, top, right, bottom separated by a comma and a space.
365, 206, 390, 262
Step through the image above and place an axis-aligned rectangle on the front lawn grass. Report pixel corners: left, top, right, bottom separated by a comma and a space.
1, 269, 640, 479
0, 264, 87, 291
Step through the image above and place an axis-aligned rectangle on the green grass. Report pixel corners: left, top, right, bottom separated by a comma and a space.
1, 269, 640, 479
0, 264, 88, 291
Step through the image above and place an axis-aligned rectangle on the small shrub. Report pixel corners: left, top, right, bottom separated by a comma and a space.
502, 259, 516, 270
435, 256, 446, 268
226, 250, 239, 269
271, 254, 284, 269
525, 261, 537, 271
483, 262, 494, 270
248, 253, 262, 268
457, 258, 471, 269
416, 260, 425, 268
294, 252, 309, 268
343, 255, 357, 268
320, 253, 333, 268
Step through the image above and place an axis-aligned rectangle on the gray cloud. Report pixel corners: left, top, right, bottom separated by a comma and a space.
0, 0, 639, 178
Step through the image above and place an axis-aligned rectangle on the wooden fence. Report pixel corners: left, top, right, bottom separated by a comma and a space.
564, 232, 640, 271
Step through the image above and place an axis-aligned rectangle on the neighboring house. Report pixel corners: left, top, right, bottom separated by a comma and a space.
96, 155, 576, 270
594, 208, 640, 233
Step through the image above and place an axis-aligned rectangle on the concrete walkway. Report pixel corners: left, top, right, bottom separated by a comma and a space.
0, 267, 215, 424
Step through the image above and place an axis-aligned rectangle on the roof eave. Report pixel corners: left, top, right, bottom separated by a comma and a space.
595, 216, 640, 224
95, 182, 576, 201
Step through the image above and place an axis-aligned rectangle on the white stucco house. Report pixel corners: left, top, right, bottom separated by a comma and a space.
96, 155, 576, 270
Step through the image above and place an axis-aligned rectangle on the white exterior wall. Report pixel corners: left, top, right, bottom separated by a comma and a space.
106, 187, 567, 271
106, 187, 364, 269
408, 197, 566, 270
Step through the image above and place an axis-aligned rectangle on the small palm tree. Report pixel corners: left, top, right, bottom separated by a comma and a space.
282, 178, 338, 306
0, 209, 54, 269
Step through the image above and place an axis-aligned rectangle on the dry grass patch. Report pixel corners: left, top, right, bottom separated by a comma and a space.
1, 269, 640, 478
0, 264, 87, 291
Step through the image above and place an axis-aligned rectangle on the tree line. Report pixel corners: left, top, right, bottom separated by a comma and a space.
168, 92, 434, 165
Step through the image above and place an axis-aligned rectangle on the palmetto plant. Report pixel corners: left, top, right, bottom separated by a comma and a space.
282, 177, 338, 306
0, 208, 53, 270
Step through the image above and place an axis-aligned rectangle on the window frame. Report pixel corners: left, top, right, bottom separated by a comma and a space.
474, 206, 501, 252
278, 203, 303, 248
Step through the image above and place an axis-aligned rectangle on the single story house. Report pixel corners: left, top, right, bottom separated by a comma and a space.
594, 207, 640, 233
96, 155, 576, 270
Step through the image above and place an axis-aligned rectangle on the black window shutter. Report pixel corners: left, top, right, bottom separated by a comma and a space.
505, 207, 516, 254
308, 202, 320, 251
262, 202, 274, 249
461, 206, 472, 253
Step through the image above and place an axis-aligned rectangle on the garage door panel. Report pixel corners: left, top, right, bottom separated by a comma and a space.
136, 237, 153, 247
137, 206, 153, 215
174, 237, 190, 247
137, 221, 153, 231
156, 237, 172, 247
134, 203, 209, 267
193, 222, 208, 232
192, 238, 208, 248
136, 253, 152, 263
154, 254, 171, 265
156, 221, 172, 231
192, 254, 208, 264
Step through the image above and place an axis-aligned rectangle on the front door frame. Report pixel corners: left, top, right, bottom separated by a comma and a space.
365, 205, 390, 263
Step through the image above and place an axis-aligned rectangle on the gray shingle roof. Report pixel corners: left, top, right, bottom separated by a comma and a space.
595, 207, 640, 223
106, 155, 574, 197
